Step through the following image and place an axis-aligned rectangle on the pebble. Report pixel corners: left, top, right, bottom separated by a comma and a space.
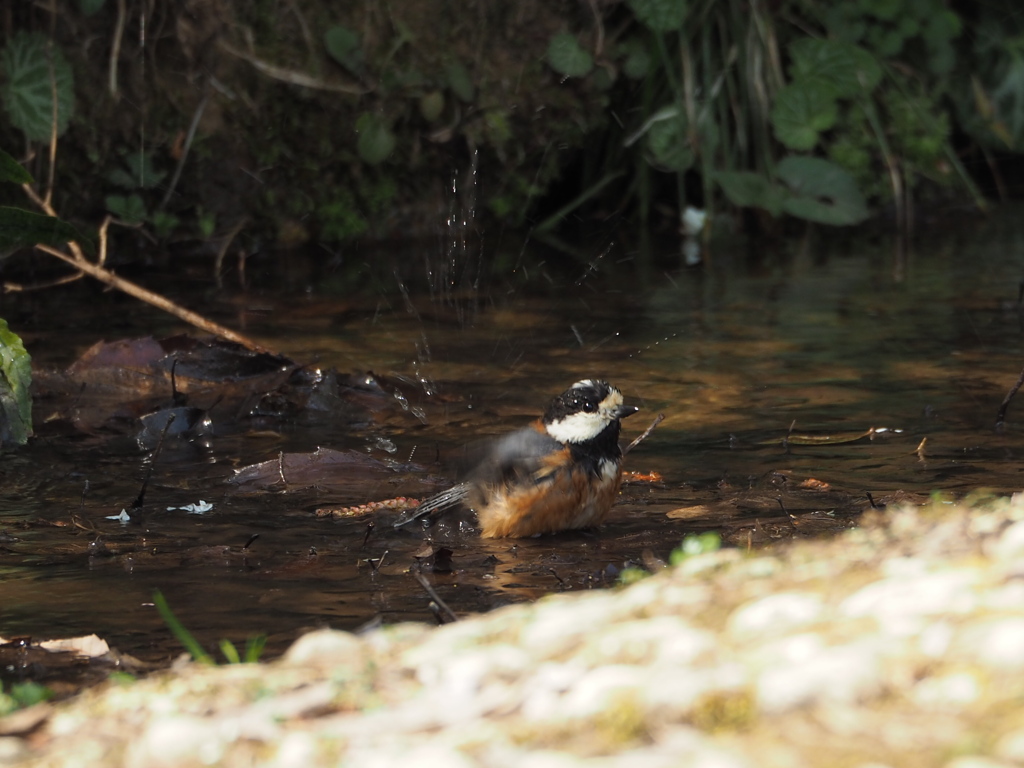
727, 592, 823, 639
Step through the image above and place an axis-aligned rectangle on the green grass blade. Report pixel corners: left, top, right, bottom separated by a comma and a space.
243, 635, 268, 664
219, 639, 241, 664
152, 590, 215, 665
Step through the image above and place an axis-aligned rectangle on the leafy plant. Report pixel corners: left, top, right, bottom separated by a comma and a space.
324, 25, 364, 76
548, 33, 593, 78
617, 530, 723, 585
0, 32, 74, 142
0, 680, 52, 716
355, 112, 396, 165
104, 193, 146, 224
540, 0, 985, 236
0, 318, 32, 448
669, 531, 722, 566
717, 156, 869, 225
106, 152, 167, 191
153, 590, 266, 665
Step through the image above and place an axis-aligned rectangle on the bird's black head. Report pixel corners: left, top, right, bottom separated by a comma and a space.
542, 379, 639, 444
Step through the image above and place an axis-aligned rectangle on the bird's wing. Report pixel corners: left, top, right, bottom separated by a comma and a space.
467, 426, 564, 488
393, 427, 563, 529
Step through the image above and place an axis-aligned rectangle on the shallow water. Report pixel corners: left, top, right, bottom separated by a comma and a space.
3, 207, 1024, 669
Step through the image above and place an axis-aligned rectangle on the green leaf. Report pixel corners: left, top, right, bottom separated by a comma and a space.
627, 0, 687, 32
355, 113, 395, 164
924, 9, 962, 45
771, 79, 838, 151
788, 39, 882, 98
859, 0, 902, 22
669, 532, 721, 566
419, 90, 445, 122
219, 639, 241, 664
243, 635, 267, 663
0, 32, 75, 142
871, 27, 906, 57
0, 318, 32, 447
547, 33, 593, 78
8, 682, 51, 708
105, 193, 147, 223
927, 41, 956, 77
79, 0, 105, 16
0, 205, 88, 252
151, 211, 180, 239
776, 155, 870, 225
324, 26, 363, 75
992, 56, 1024, 147
645, 114, 693, 171
0, 150, 33, 185
197, 208, 216, 239
107, 152, 165, 190
714, 171, 785, 216
620, 37, 651, 80
444, 60, 474, 102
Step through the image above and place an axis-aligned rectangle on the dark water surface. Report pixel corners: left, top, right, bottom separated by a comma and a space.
3, 208, 1024, 670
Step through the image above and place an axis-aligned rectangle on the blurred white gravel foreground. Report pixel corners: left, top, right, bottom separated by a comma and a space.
8, 494, 1024, 768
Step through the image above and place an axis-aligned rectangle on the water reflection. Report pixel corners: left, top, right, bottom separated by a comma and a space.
3, 206, 1024, 666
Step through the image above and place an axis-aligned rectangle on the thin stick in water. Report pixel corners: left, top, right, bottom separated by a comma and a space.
624, 413, 665, 455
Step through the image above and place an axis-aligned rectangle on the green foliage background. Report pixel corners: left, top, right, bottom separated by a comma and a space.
0, 0, 1021, 249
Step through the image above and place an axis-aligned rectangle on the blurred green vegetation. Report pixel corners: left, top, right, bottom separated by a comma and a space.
0, 0, 1021, 257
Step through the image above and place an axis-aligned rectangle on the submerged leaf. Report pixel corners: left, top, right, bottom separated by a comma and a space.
0, 318, 32, 447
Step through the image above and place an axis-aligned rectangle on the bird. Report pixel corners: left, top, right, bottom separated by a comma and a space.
393, 379, 639, 538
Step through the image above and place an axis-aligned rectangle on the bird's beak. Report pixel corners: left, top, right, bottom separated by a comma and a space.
615, 404, 640, 420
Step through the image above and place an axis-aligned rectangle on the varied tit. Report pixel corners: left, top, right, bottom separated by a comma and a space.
394, 379, 639, 538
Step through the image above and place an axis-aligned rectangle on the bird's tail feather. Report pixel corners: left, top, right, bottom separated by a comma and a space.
392, 483, 470, 528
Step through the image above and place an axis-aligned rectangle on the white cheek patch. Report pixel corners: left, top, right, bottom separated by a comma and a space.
546, 411, 607, 444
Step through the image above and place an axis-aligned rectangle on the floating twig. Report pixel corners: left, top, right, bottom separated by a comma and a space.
411, 570, 458, 623
624, 412, 665, 455
915, 437, 928, 462
996, 363, 1024, 429
131, 412, 175, 510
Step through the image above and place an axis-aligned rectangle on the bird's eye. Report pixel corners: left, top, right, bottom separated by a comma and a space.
581, 400, 597, 413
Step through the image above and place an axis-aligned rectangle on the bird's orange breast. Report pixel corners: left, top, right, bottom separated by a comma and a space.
475, 448, 623, 538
